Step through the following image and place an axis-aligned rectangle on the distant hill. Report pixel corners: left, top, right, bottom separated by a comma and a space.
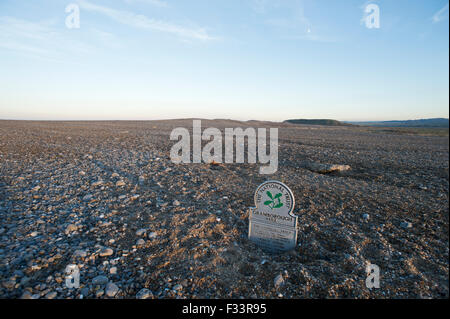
284, 119, 350, 126
345, 118, 449, 128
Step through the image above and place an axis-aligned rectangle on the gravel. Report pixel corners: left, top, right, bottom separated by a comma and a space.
0, 119, 448, 299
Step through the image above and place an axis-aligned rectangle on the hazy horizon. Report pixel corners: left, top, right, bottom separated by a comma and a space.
0, 116, 448, 123
1, 0, 449, 121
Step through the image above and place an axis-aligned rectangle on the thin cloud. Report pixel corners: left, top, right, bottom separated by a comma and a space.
0, 17, 59, 58
90, 28, 122, 49
78, 0, 215, 41
283, 33, 337, 43
265, 17, 296, 28
255, 0, 332, 43
251, 0, 268, 14
0, 41, 50, 56
250, 0, 284, 14
0, 16, 56, 40
124, 0, 169, 8
432, 3, 449, 23
0, 16, 112, 60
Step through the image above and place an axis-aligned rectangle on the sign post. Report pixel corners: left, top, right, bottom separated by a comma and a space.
248, 181, 298, 253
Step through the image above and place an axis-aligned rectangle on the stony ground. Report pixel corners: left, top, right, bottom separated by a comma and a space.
0, 119, 448, 299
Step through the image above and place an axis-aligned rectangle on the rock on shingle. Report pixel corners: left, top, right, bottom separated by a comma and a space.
73, 249, 87, 258
400, 221, 413, 229
99, 247, 114, 257
136, 239, 145, 247
304, 162, 351, 174
135, 228, 147, 236
136, 288, 153, 299
274, 274, 285, 289
116, 180, 126, 187
82, 194, 93, 201
106, 282, 119, 297
65, 224, 78, 234
45, 291, 57, 299
92, 275, 108, 286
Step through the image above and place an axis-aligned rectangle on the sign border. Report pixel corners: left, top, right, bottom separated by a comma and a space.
248, 180, 298, 253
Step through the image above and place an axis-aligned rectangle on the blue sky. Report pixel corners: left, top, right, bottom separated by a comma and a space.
0, 0, 448, 121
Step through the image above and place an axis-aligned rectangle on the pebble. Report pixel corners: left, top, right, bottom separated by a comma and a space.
105, 282, 119, 297
99, 247, 114, 257
274, 274, 285, 289
81, 287, 89, 297
136, 288, 153, 299
45, 291, 57, 299
148, 232, 158, 239
65, 224, 78, 234
116, 180, 126, 187
173, 284, 183, 291
110, 267, 118, 275
136, 239, 145, 247
92, 275, 109, 286
135, 228, 147, 236
73, 249, 87, 258
91, 180, 103, 187
20, 291, 33, 299
82, 194, 93, 201
2, 279, 16, 289
400, 221, 413, 229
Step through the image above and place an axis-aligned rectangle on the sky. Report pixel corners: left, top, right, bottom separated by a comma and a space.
0, 0, 448, 121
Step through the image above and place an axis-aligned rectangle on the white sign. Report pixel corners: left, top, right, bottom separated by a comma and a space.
248, 181, 298, 253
